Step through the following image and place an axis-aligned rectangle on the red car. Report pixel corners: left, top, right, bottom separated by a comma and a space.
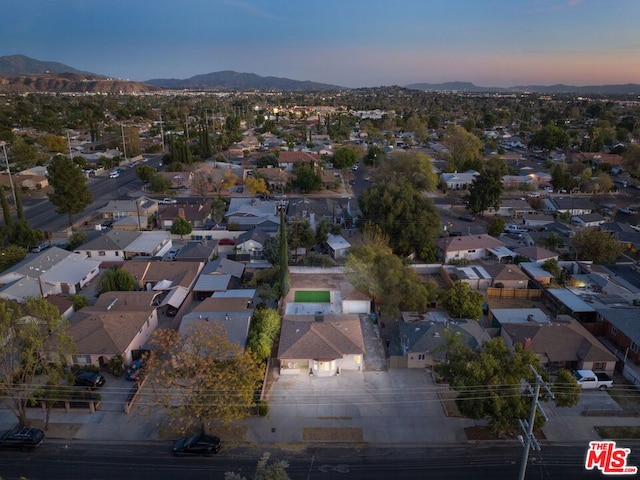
218, 238, 235, 246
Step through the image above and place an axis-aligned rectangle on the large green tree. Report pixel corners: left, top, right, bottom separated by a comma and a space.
439, 281, 485, 320
99, 266, 137, 293
529, 124, 570, 152
136, 164, 156, 183
246, 308, 281, 362
464, 169, 504, 215
443, 125, 483, 169
331, 146, 358, 169
378, 151, 438, 191
0, 296, 75, 427
358, 179, 440, 259
570, 227, 624, 264
147, 321, 263, 434
435, 337, 578, 434
292, 163, 322, 193
47, 155, 93, 226
171, 216, 193, 240
622, 144, 640, 177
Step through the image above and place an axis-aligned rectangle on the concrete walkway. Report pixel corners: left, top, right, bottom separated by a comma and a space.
5, 368, 640, 448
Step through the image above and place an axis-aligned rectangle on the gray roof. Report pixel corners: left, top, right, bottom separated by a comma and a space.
0, 246, 72, 281
202, 258, 245, 278
236, 229, 270, 245
180, 312, 252, 349
77, 229, 142, 251
397, 319, 490, 358
547, 288, 596, 313
192, 274, 231, 293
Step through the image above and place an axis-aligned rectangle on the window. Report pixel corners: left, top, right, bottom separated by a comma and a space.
98, 251, 106, 257
353, 355, 361, 364
72, 354, 91, 365
418, 354, 425, 360
631, 342, 639, 353
592, 362, 606, 371
610, 325, 617, 335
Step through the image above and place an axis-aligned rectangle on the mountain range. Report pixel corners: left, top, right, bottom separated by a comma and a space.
1, 54, 639, 95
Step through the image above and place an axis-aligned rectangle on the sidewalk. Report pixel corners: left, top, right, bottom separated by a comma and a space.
5, 369, 640, 448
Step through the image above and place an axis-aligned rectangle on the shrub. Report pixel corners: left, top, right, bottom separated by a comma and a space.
105, 355, 125, 377
257, 400, 269, 416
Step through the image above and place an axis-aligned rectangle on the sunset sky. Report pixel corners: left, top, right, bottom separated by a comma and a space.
1, 0, 638, 88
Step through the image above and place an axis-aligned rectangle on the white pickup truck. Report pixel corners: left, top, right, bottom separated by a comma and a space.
573, 369, 613, 390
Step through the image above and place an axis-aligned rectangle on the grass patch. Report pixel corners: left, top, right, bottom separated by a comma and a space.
607, 375, 640, 410
294, 290, 330, 303
595, 426, 640, 440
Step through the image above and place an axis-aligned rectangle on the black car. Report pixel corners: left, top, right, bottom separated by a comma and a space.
74, 371, 106, 388
172, 433, 221, 456
0, 427, 45, 450
449, 231, 463, 237
458, 214, 476, 222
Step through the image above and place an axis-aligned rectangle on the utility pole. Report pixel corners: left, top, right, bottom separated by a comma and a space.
159, 111, 165, 152
67, 131, 74, 160
518, 365, 554, 480
0, 141, 17, 208
121, 124, 128, 163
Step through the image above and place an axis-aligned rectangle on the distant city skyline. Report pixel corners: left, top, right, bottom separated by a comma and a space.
2, 0, 638, 88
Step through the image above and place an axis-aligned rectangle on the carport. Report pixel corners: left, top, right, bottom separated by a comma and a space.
160, 286, 190, 316
487, 246, 516, 263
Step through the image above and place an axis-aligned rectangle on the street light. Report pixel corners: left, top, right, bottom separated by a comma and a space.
0, 141, 17, 208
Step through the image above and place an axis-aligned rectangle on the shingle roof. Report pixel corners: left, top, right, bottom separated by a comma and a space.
68, 311, 152, 355
278, 314, 364, 360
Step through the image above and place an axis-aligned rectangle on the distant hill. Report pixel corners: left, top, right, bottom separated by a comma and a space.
0, 72, 158, 94
145, 70, 344, 92
405, 81, 640, 95
0, 54, 94, 75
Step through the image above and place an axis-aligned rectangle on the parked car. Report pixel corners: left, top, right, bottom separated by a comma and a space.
166, 248, 180, 261
218, 238, 235, 246
458, 214, 476, 222
159, 197, 177, 204
620, 207, 637, 214
504, 224, 528, 234
31, 242, 49, 253
172, 433, 221, 456
74, 371, 106, 389
126, 360, 145, 381
449, 231, 462, 237
0, 427, 45, 450
573, 369, 613, 390
109, 171, 120, 179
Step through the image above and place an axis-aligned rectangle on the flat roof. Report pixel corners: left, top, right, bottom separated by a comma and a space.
547, 288, 596, 313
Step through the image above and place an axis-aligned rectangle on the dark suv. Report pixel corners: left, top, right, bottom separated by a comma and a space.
0, 427, 45, 449
74, 371, 106, 388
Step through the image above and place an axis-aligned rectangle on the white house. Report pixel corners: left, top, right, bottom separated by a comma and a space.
435, 234, 507, 263
440, 170, 479, 190
326, 234, 351, 259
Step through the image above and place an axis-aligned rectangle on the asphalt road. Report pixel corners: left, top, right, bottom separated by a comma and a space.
22, 155, 164, 233
0, 443, 633, 480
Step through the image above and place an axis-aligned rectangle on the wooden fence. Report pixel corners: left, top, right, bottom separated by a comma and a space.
486, 287, 543, 300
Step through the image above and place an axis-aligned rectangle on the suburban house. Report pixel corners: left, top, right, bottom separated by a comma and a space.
572, 213, 606, 228
389, 313, 491, 368
226, 198, 280, 231
500, 317, 617, 374
66, 291, 161, 368
277, 151, 320, 172
482, 263, 531, 289
435, 234, 507, 263
158, 171, 193, 189
158, 199, 214, 229
288, 197, 337, 227
513, 246, 559, 263
442, 265, 492, 291
98, 197, 158, 230
277, 314, 365, 376
75, 230, 171, 262
519, 262, 556, 286
544, 197, 595, 216
502, 175, 538, 191
235, 229, 271, 259
485, 198, 534, 218
0, 248, 101, 301
326, 233, 351, 259
439, 170, 479, 190
180, 297, 253, 350
256, 167, 290, 192
202, 257, 245, 280
522, 214, 556, 230
173, 241, 216, 263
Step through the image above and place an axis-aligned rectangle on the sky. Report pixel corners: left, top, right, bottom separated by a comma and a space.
1, 0, 638, 88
